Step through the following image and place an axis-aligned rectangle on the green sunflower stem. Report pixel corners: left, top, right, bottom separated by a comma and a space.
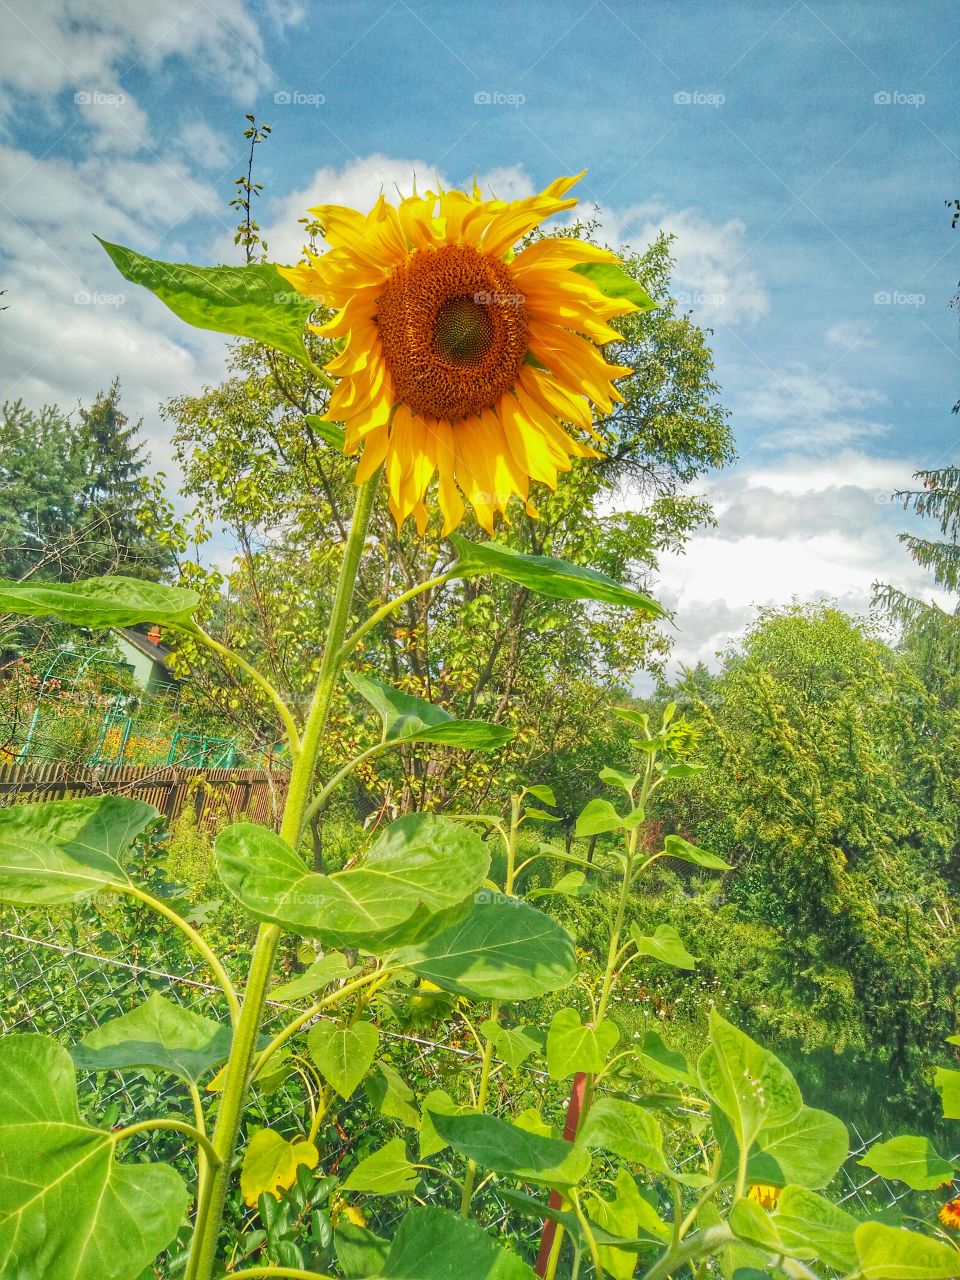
184, 471, 382, 1280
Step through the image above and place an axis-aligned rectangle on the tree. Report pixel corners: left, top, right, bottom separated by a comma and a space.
0, 381, 168, 584
159, 231, 733, 815
661, 604, 960, 1124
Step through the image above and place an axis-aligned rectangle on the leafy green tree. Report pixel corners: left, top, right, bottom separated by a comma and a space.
874, 466, 960, 664
0, 380, 168, 584
662, 604, 960, 1125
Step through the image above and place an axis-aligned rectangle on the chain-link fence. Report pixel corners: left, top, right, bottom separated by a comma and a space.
0, 903, 937, 1276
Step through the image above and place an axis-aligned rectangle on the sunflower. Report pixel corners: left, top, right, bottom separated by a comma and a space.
747, 1184, 781, 1211
940, 1198, 960, 1230
279, 173, 639, 534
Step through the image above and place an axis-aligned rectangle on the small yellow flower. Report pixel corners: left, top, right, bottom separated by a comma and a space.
279, 173, 639, 534
748, 1184, 781, 1211
939, 1198, 960, 1230
330, 1196, 367, 1228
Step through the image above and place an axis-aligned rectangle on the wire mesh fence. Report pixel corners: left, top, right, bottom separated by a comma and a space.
0, 902, 937, 1277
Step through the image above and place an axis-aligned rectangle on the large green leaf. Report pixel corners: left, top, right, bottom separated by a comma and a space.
336, 1221, 390, 1278
216, 814, 488, 951
271, 952, 353, 1001
935, 1066, 960, 1120
747, 1105, 849, 1189
72, 992, 231, 1084
366, 1061, 420, 1129
0, 795, 158, 905
481, 1020, 544, 1070
307, 1020, 379, 1100
428, 1111, 589, 1189
698, 1012, 802, 1154
0, 1034, 187, 1280
546, 1007, 619, 1079
342, 1138, 420, 1195
381, 1205, 537, 1279
772, 1187, 857, 1271
98, 239, 318, 367
854, 1222, 960, 1278
571, 261, 657, 311
729, 1197, 791, 1255
418, 1089, 470, 1159
634, 1030, 696, 1086
575, 798, 623, 836
345, 671, 513, 749
449, 535, 665, 614
0, 576, 200, 628
579, 1099, 670, 1175
857, 1135, 956, 1190
630, 922, 698, 969
662, 834, 731, 871
713, 1103, 848, 1192
394, 899, 576, 1000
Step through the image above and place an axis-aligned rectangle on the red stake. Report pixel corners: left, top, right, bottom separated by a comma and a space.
534, 1071, 588, 1277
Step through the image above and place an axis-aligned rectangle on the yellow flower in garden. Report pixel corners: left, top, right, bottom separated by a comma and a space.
940, 1197, 960, 1230
747, 1183, 781, 1211
279, 173, 639, 534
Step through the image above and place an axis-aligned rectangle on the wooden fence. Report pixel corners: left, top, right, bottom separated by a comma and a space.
0, 760, 290, 828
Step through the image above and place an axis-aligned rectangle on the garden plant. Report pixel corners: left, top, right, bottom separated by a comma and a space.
1, 172, 959, 1280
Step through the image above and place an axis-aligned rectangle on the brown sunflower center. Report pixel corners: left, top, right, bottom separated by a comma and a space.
433, 295, 495, 363
375, 244, 528, 422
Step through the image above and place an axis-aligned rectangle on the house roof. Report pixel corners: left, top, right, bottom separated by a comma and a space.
115, 627, 177, 675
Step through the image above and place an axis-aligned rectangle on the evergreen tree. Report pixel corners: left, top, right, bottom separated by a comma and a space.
0, 381, 169, 583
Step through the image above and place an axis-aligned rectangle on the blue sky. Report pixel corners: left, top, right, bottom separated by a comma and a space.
2, 0, 959, 666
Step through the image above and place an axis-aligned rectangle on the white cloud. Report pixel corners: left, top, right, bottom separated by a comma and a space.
0, 140, 235, 478
176, 121, 236, 173
592, 201, 770, 324
650, 452, 952, 671
825, 320, 878, 350
0, 1, 271, 114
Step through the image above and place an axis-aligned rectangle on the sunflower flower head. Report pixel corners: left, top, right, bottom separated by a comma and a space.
940, 1197, 960, 1230
747, 1184, 782, 1211
279, 173, 640, 534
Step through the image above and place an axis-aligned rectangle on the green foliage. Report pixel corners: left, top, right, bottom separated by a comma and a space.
0, 794, 158, 904
0, 1034, 188, 1280
661, 604, 960, 1120
396, 899, 577, 999
97, 239, 319, 369
0, 383, 169, 590
72, 991, 232, 1083
215, 814, 489, 950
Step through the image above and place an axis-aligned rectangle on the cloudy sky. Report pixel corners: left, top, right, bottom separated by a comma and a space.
2, 0, 959, 669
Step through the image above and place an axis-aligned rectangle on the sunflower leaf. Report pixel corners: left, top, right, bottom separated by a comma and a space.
304, 414, 346, 452
97, 239, 318, 368
0, 576, 200, 629
571, 261, 657, 311
344, 670, 512, 749
0, 1035, 187, 1280
449, 536, 665, 614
